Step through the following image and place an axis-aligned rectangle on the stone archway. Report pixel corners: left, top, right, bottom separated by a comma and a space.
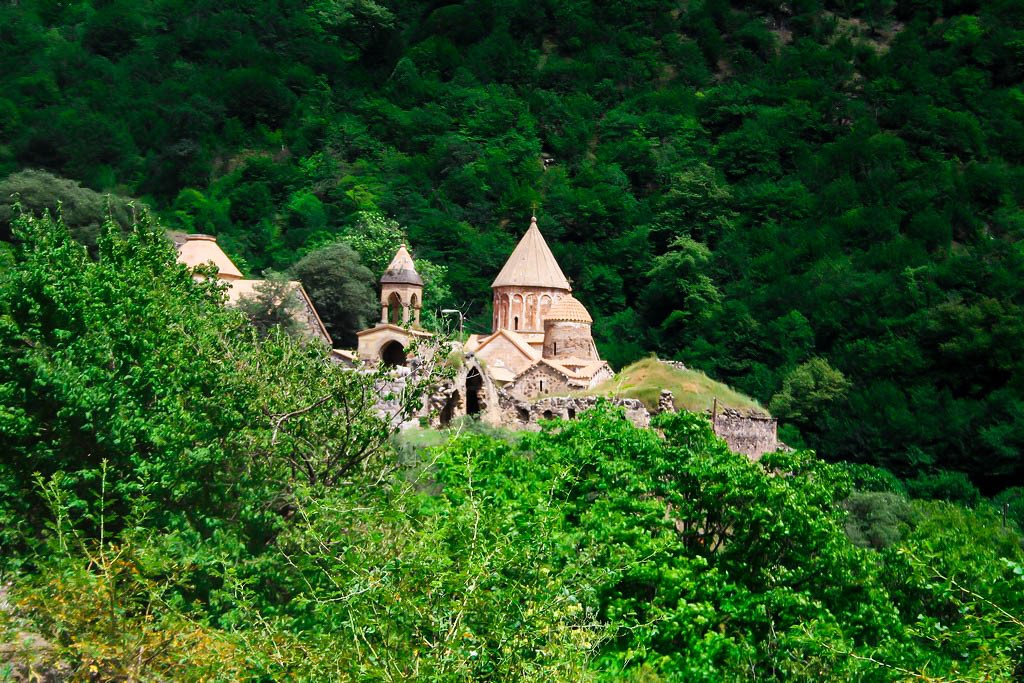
465, 368, 483, 416
439, 390, 460, 427
380, 340, 406, 366
387, 292, 403, 325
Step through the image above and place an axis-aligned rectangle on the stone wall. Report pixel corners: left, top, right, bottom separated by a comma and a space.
505, 362, 572, 400
294, 288, 332, 346
473, 333, 537, 376
710, 407, 778, 460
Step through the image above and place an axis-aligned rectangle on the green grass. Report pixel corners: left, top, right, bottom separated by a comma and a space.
583, 357, 767, 415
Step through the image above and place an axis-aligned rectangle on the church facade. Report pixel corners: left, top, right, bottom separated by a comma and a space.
464, 216, 613, 399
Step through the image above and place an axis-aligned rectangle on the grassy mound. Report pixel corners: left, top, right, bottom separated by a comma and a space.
586, 358, 766, 415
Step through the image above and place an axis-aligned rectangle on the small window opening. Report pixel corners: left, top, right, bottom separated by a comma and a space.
514, 316, 519, 330
553, 341, 557, 354
539, 379, 544, 392
568, 408, 576, 419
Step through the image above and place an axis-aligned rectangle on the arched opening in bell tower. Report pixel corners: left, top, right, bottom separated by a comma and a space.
387, 292, 403, 325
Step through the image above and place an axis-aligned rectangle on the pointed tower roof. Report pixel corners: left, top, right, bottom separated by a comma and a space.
491, 216, 571, 290
176, 234, 243, 280
381, 244, 423, 286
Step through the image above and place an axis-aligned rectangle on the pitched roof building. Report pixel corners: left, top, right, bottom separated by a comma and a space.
174, 234, 332, 346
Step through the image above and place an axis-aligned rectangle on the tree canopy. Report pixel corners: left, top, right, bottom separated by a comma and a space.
0, 0, 1022, 488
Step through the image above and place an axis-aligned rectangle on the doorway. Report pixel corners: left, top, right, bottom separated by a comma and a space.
466, 368, 483, 416
380, 340, 406, 366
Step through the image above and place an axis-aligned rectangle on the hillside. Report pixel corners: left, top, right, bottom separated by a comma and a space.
583, 357, 765, 414
0, 0, 1022, 489
4, 162, 1024, 682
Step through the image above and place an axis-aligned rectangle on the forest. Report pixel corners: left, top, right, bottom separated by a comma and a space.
1, 0, 1024, 676
0, 212, 1022, 679
2, 0, 1023, 490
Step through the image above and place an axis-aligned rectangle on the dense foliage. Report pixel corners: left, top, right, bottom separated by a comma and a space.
0, 1, 1022, 483
2, 215, 1023, 679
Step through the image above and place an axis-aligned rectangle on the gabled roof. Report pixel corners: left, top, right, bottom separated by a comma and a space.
176, 234, 243, 280
491, 216, 571, 290
381, 244, 423, 286
356, 322, 433, 338
226, 279, 332, 345
467, 328, 541, 362
541, 358, 610, 381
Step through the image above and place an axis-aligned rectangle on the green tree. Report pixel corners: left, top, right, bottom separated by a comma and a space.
234, 272, 305, 338
288, 240, 378, 346
0, 170, 135, 247
770, 357, 851, 433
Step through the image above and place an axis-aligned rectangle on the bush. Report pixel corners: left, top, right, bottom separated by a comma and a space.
843, 491, 915, 549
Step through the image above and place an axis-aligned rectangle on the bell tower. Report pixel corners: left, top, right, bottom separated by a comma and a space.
379, 244, 423, 327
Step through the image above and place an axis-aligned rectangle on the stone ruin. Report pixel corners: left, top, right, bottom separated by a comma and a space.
497, 393, 650, 431
704, 406, 780, 460
367, 355, 780, 461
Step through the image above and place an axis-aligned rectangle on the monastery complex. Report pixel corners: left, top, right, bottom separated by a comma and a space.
174, 217, 777, 458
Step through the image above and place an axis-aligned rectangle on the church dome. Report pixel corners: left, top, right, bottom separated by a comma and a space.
543, 295, 593, 324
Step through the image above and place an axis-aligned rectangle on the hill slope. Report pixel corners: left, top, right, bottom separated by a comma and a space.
585, 358, 765, 415
0, 0, 1022, 488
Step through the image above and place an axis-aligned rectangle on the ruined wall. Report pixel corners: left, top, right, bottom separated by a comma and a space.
710, 408, 778, 460
653, 389, 778, 460
496, 392, 650, 430
542, 320, 598, 360
505, 362, 571, 400
426, 358, 503, 428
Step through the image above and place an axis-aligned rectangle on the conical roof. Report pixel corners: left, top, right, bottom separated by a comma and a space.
381, 244, 423, 286
544, 295, 593, 323
176, 234, 243, 279
491, 216, 571, 290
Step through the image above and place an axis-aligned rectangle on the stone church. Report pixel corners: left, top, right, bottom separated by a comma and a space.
465, 215, 612, 399
355, 216, 612, 401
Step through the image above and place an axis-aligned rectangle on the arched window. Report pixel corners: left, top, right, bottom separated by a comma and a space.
387, 292, 402, 325
514, 316, 519, 331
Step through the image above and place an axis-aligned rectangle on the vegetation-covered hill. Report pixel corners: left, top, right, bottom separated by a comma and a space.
1, 0, 1023, 488
583, 357, 766, 413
